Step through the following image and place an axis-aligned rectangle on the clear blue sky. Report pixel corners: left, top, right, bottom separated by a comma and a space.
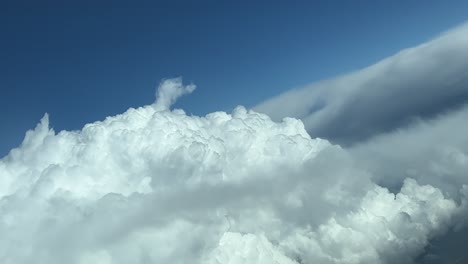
1, 0, 468, 157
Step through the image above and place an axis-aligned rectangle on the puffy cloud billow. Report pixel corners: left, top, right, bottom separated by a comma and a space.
252, 21, 468, 263
1, 76, 467, 264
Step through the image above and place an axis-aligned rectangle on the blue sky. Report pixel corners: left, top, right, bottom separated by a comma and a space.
1, 0, 468, 156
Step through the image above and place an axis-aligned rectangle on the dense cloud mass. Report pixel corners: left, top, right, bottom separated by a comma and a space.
254, 22, 468, 146
1, 77, 467, 263
253, 21, 468, 263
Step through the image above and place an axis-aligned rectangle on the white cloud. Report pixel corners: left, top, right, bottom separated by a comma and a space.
153, 77, 196, 111
1, 79, 466, 263
350, 103, 468, 197
254, 22, 468, 145
281, 178, 458, 264
251, 21, 468, 263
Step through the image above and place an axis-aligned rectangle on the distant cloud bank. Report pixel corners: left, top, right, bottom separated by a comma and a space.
2, 23, 468, 264
255, 22, 468, 146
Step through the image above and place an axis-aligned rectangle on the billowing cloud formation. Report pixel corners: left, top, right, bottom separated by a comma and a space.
154, 78, 196, 111
254, 22, 468, 145
349, 104, 468, 263
1, 79, 467, 264
253, 22, 468, 263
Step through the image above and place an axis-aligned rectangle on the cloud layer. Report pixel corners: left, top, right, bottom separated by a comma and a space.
254, 22, 468, 146
1, 78, 467, 263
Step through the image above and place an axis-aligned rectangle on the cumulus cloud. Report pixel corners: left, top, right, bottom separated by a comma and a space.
154, 77, 196, 111
1, 79, 467, 264
252, 22, 468, 263
347, 104, 468, 263
254, 22, 468, 146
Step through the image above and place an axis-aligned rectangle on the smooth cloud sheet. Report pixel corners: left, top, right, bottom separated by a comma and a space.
1, 78, 467, 264
254, 22, 468, 146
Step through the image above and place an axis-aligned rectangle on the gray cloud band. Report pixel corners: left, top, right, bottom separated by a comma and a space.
254, 22, 468, 146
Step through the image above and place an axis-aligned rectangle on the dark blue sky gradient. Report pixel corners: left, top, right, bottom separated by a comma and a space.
1, 0, 468, 156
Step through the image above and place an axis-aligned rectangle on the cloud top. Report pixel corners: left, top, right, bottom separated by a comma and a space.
154, 78, 196, 111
